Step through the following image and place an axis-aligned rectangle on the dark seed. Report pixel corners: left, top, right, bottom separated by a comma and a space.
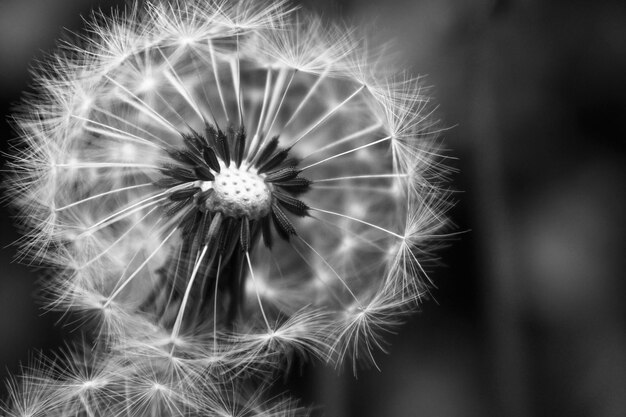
165, 199, 190, 217
181, 209, 201, 237
198, 212, 213, 246
204, 211, 223, 246
240, 217, 250, 252
195, 165, 215, 181
271, 203, 296, 239
205, 124, 218, 148
182, 133, 203, 152
162, 165, 197, 182
196, 188, 214, 205
255, 136, 279, 167
153, 177, 184, 188
203, 146, 221, 172
258, 147, 291, 174
265, 167, 301, 183
169, 187, 200, 201
216, 129, 230, 166
273, 191, 309, 216
261, 215, 272, 248
276, 177, 311, 195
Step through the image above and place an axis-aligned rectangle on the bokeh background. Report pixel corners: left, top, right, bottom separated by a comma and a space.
1, 0, 625, 416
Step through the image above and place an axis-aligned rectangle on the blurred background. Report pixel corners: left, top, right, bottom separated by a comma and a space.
1, 0, 625, 416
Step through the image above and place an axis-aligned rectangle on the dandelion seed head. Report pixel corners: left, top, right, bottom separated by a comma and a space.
5, 0, 451, 412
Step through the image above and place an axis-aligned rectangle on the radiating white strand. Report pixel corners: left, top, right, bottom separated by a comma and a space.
256, 67, 286, 132
72, 115, 164, 150
245, 251, 272, 332
106, 216, 165, 304
301, 136, 391, 171
90, 105, 170, 145
301, 123, 382, 160
230, 37, 244, 124
103, 227, 177, 308
289, 241, 344, 306
213, 255, 222, 353
160, 243, 185, 325
312, 184, 393, 193
80, 207, 157, 269
55, 183, 153, 211
236, 33, 244, 123
283, 68, 329, 128
314, 173, 408, 183
247, 68, 274, 159
312, 214, 387, 252
86, 188, 173, 231
311, 207, 404, 239
54, 162, 161, 170
208, 40, 229, 123
189, 51, 220, 126
263, 68, 297, 139
79, 393, 96, 417
290, 84, 365, 146
158, 46, 207, 123
170, 244, 210, 345
164, 69, 206, 122
80, 197, 166, 237
297, 235, 362, 307
105, 75, 180, 135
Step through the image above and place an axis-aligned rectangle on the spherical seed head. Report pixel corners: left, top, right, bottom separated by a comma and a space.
205, 167, 272, 220
6, 0, 450, 389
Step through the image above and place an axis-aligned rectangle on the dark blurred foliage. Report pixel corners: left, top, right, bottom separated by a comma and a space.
1, 1, 625, 416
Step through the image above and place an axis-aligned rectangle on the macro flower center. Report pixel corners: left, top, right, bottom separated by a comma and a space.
204, 167, 272, 220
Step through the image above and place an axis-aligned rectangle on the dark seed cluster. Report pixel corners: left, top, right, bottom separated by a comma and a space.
148, 123, 313, 324
155, 122, 311, 256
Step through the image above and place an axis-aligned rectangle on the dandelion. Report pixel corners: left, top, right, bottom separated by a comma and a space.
4, 0, 449, 414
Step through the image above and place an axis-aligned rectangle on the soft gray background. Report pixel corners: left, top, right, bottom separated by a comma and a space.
1, 1, 625, 416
